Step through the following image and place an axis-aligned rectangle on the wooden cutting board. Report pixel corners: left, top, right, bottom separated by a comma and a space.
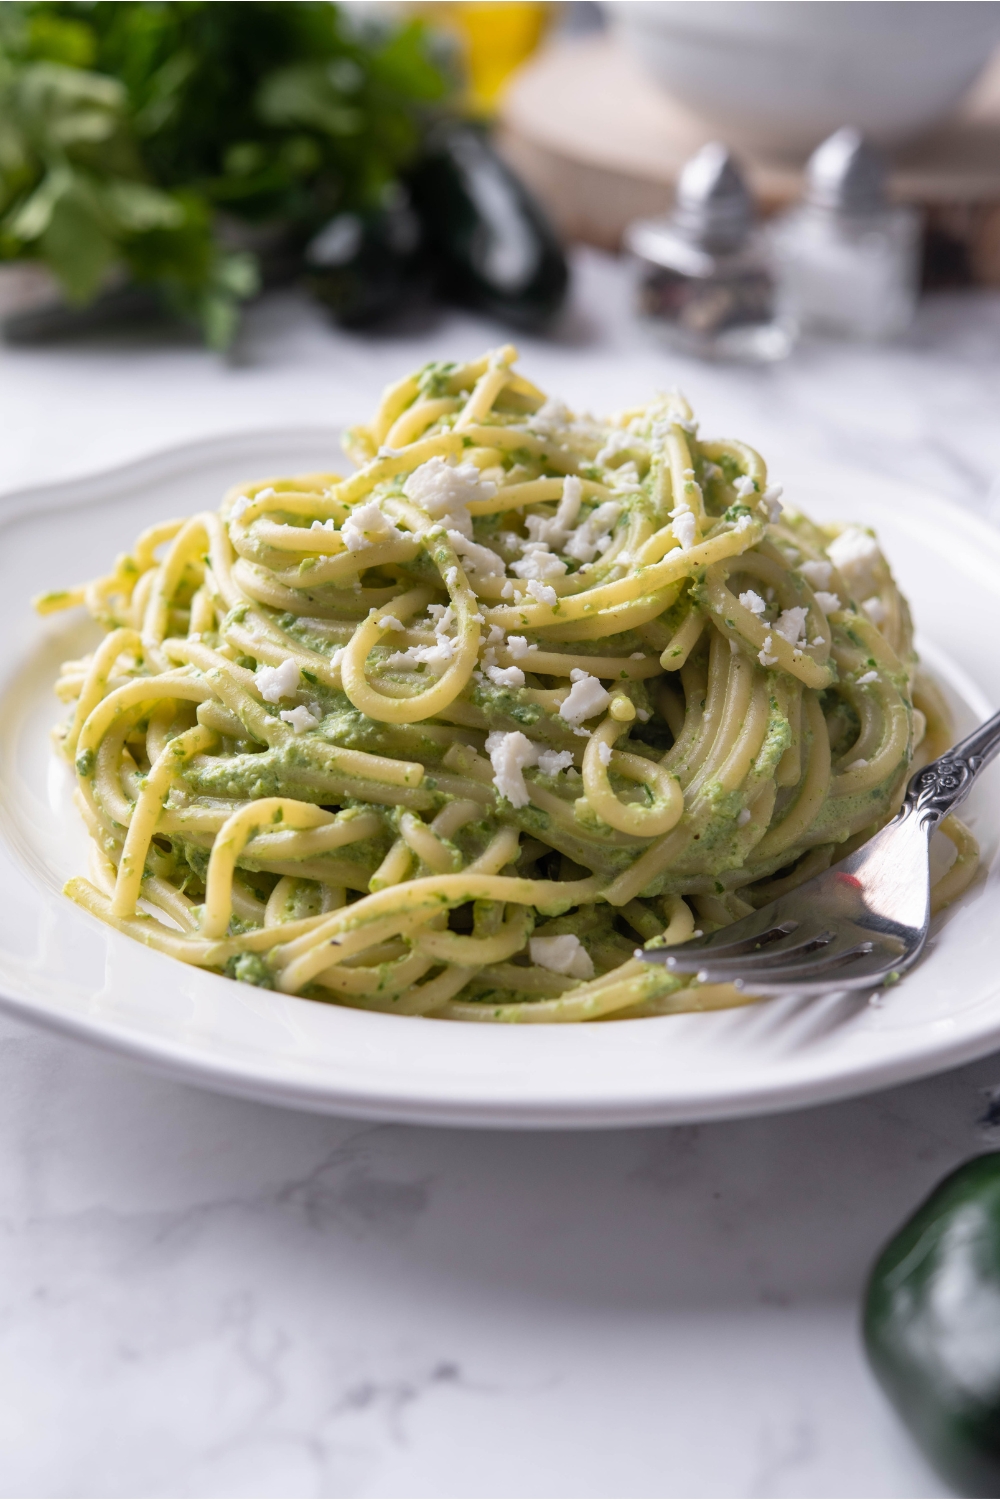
498, 34, 1000, 285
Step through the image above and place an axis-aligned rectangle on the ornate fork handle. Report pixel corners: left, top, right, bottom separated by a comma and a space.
902, 706, 1000, 827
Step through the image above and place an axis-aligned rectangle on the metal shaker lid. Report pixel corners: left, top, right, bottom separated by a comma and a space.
672, 143, 755, 250
805, 128, 888, 215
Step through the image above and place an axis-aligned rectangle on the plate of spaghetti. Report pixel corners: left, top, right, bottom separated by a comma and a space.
0, 347, 997, 1125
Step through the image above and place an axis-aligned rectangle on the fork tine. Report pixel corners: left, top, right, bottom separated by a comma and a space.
701, 941, 883, 990
666, 929, 838, 975
664, 918, 800, 964
660, 917, 840, 973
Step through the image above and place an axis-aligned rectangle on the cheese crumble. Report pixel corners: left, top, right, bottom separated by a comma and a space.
485, 730, 540, 808
280, 705, 320, 734
342, 500, 403, 553
827, 527, 881, 601
255, 659, 300, 702
800, 559, 832, 590
775, 606, 809, 648
559, 671, 611, 726
403, 457, 496, 540
529, 933, 594, 980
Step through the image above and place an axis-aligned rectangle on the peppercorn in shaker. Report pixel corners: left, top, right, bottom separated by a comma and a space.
770, 128, 921, 341
625, 143, 792, 363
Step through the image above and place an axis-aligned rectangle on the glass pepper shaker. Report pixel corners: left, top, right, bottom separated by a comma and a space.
624, 143, 793, 363
770, 128, 921, 341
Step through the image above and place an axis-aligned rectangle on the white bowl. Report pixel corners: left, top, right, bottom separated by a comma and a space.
612, 1, 1000, 157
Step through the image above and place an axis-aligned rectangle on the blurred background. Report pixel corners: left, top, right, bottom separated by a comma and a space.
3, 0, 999, 351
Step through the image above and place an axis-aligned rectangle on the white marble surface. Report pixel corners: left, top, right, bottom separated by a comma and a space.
0, 249, 999, 1497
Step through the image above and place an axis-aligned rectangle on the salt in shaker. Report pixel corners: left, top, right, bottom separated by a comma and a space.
770, 128, 921, 341
625, 143, 792, 362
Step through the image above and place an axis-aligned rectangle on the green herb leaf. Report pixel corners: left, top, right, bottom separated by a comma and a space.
0, 1, 454, 346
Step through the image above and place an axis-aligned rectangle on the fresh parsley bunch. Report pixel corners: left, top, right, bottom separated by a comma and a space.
0, 2, 452, 346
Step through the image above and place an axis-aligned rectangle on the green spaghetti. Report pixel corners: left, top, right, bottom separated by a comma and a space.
36, 346, 978, 1021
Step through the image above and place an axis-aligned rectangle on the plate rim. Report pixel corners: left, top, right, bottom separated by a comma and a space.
1, 426, 999, 1129
0, 423, 345, 527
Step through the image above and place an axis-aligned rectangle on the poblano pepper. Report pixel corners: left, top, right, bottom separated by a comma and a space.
864, 1153, 1000, 1498
306, 186, 424, 327
407, 122, 568, 329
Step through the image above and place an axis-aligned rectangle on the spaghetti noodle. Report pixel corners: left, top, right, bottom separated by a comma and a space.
37, 347, 978, 1021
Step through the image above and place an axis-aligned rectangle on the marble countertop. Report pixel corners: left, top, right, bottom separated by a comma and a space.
1, 250, 998, 1498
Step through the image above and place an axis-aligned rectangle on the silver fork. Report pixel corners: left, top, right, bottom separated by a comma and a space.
639, 708, 1000, 995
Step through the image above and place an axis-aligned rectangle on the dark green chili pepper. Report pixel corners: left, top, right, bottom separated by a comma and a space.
306, 185, 424, 328
407, 122, 568, 330
864, 1153, 1000, 1497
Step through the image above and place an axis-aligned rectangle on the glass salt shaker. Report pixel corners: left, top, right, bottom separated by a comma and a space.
624, 142, 793, 362
770, 128, 921, 341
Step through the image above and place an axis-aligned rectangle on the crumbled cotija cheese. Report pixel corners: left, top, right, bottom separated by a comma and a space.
862, 595, 888, 625
800, 560, 832, 590
526, 578, 558, 605
537, 749, 574, 775
551, 475, 584, 540
610, 461, 643, 494
564, 501, 621, 563
739, 589, 767, 616
528, 397, 573, 438
733, 475, 756, 500
530, 933, 594, 979
427, 602, 453, 629
560, 671, 611, 726
775, 606, 808, 648
403, 457, 496, 539
827, 527, 881, 601
485, 663, 525, 688
387, 628, 456, 673
673, 511, 697, 550
814, 591, 841, 615
341, 500, 404, 553
597, 741, 613, 766
386, 598, 457, 672
524, 474, 587, 552
280, 705, 320, 734
758, 635, 778, 668
595, 430, 634, 467
485, 730, 541, 808
511, 545, 568, 580
447, 530, 505, 582
255, 659, 300, 701
386, 606, 458, 672
761, 485, 784, 522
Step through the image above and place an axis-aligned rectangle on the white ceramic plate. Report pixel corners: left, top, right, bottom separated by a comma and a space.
0, 429, 997, 1128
